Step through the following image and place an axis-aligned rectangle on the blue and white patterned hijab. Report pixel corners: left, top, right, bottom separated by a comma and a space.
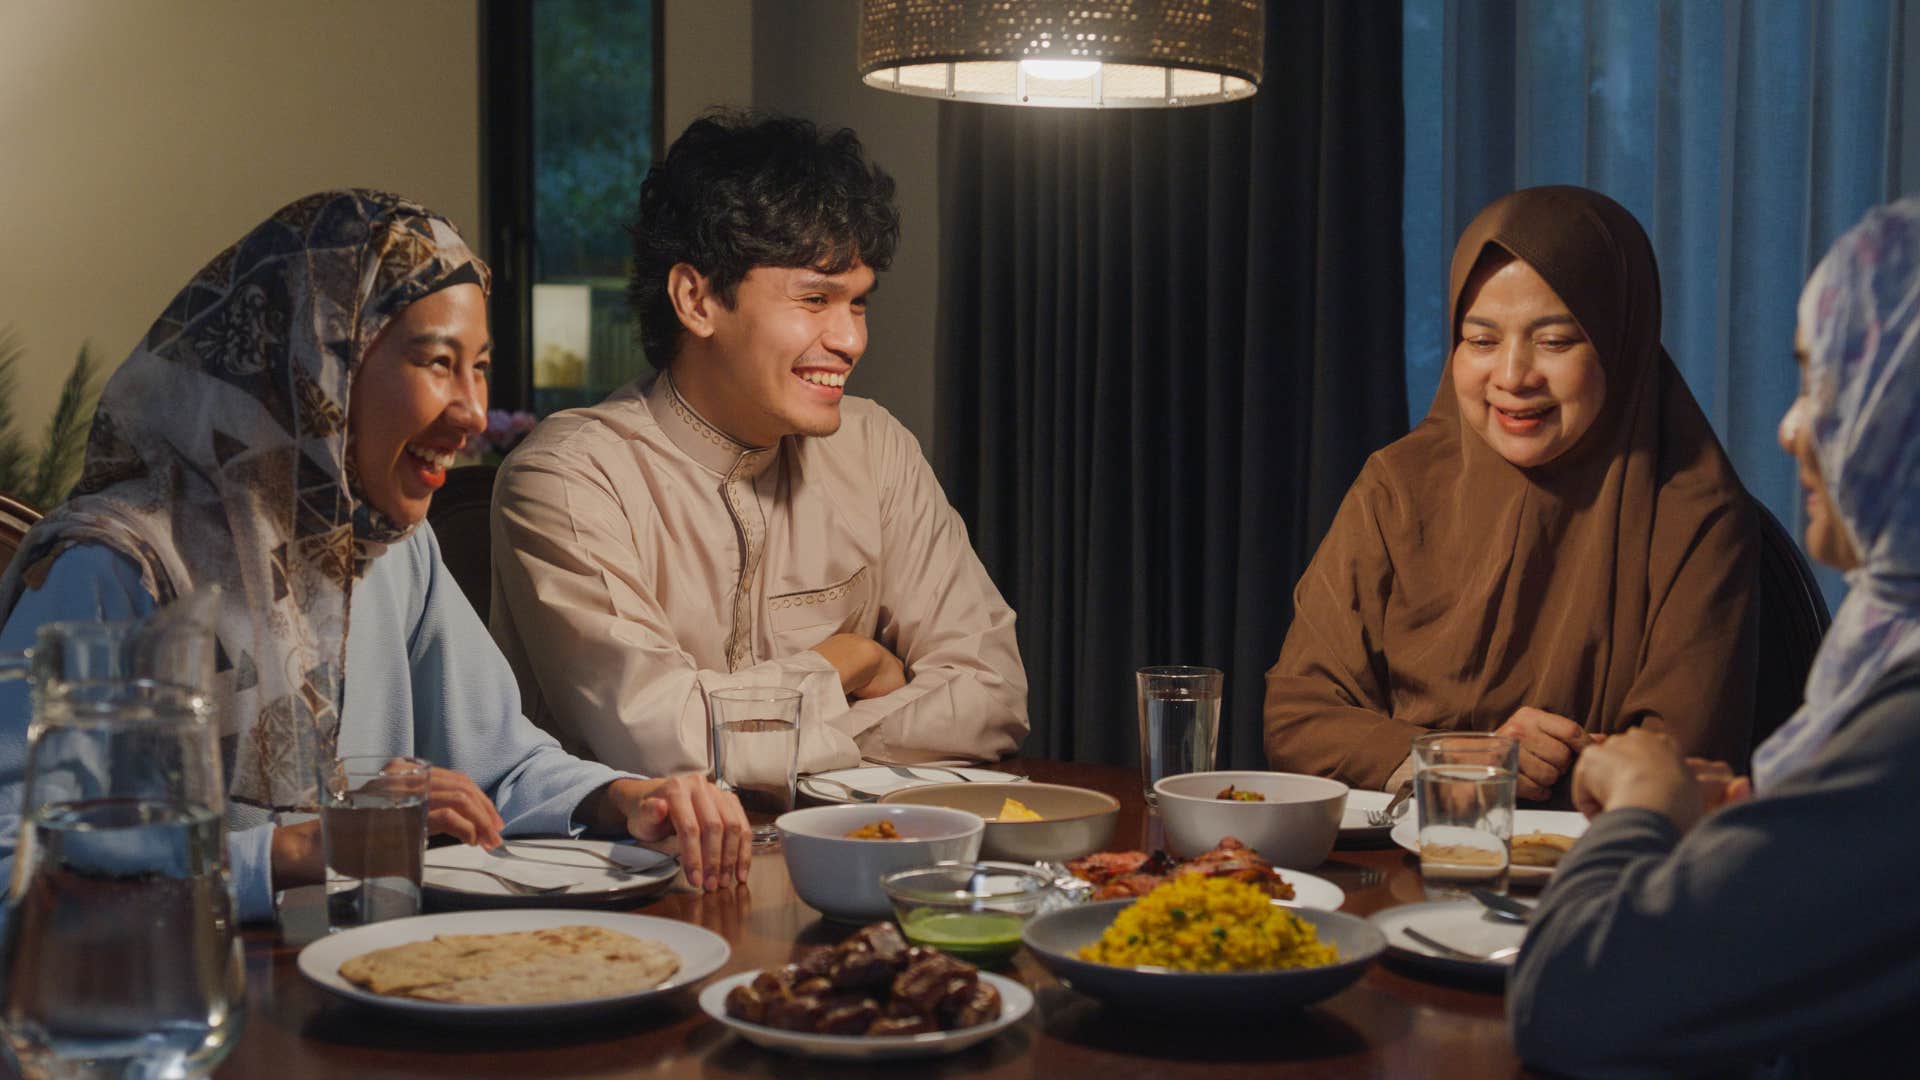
1753, 196, 1920, 790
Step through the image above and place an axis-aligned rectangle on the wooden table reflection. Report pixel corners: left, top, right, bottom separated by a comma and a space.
218, 760, 1524, 1079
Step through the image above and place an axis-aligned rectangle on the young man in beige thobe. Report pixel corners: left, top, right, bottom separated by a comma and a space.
490, 111, 1029, 777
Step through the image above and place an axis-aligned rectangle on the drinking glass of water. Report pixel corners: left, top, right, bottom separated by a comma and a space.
1412, 732, 1518, 897
708, 687, 801, 847
319, 756, 429, 931
1135, 666, 1223, 806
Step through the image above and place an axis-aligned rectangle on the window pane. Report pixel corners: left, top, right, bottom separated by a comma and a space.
532, 0, 656, 416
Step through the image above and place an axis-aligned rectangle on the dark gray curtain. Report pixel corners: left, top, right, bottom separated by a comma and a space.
933, 1, 1407, 770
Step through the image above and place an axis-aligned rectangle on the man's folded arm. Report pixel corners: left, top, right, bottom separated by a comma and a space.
491, 458, 861, 775
839, 416, 1029, 761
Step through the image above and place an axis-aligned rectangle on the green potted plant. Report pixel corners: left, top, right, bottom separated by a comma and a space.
0, 328, 102, 510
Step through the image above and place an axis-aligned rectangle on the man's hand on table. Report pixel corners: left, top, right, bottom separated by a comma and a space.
1495, 707, 1590, 801
587, 774, 751, 891
812, 632, 907, 700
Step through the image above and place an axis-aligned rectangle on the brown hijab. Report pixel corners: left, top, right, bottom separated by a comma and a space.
1264, 186, 1757, 791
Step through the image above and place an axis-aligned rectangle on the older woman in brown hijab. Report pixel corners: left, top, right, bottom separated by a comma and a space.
1264, 186, 1757, 802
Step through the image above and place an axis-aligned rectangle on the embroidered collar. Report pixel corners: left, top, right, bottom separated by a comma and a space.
645, 371, 779, 481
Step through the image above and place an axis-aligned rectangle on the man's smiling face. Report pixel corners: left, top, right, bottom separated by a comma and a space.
676, 261, 874, 446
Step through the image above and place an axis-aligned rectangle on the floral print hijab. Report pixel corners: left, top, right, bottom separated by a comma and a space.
1753, 196, 1920, 790
0, 190, 490, 809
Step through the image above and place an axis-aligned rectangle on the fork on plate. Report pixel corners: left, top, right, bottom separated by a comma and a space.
875, 763, 975, 784
434, 864, 572, 896
1366, 779, 1416, 827
799, 774, 886, 801
500, 840, 646, 874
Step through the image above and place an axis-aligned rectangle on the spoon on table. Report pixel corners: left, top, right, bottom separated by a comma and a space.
1470, 887, 1534, 924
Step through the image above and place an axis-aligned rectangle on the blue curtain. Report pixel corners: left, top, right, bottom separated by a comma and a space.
1404, 0, 1919, 606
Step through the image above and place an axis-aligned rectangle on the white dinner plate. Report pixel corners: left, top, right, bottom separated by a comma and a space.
799, 765, 1026, 804
1389, 809, 1588, 885
297, 908, 729, 1024
423, 839, 680, 908
699, 970, 1032, 1060
1368, 899, 1527, 979
1273, 868, 1346, 912
1338, 790, 1404, 841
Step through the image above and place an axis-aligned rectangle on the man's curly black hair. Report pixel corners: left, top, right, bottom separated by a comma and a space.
628, 109, 900, 367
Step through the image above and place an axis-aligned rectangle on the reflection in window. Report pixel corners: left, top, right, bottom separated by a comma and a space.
531, 0, 657, 416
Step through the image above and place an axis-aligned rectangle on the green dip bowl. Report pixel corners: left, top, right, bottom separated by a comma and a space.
880, 861, 1058, 966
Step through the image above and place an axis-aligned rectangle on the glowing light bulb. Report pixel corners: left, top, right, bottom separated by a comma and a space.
1020, 58, 1101, 81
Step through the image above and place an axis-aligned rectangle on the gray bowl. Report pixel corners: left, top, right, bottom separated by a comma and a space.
878, 782, 1119, 862
1022, 899, 1384, 1013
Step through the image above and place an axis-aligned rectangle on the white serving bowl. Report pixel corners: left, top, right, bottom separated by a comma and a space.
1154, 770, 1348, 868
776, 804, 985, 922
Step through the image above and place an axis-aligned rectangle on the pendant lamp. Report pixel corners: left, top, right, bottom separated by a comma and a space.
858, 0, 1264, 109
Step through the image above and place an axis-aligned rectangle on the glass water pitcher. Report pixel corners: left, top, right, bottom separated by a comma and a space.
0, 597, 245, 1079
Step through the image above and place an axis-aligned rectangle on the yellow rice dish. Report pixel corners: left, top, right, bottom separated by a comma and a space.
1078, 875, 1337, 973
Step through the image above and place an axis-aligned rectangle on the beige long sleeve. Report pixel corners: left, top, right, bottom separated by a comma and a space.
489, 378, 1027, 777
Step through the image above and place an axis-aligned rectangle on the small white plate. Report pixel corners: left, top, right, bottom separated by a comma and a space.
1338, 790, 1402, 841
1273, 869, 1346, 912
1369, 899, 1527, 978
424, 839, 679, 907
298, 909, 730, 1024
799, 766, 1025, 805
1389, 809, 1588, 885
698, 970, 1032, 1060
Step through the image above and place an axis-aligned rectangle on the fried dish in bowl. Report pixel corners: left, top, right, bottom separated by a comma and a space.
845, 820, 902, 840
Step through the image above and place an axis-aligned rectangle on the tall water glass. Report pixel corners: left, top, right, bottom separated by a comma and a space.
0, 611, 242, 1079
1412, 732, 1518, 897
708, 687, 801, 847
1135, 666, 1223, 806
319, 756, 429, 931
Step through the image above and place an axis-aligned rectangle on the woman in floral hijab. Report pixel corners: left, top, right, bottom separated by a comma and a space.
0, 191, 748, 915
1509, 197, 1920, 1076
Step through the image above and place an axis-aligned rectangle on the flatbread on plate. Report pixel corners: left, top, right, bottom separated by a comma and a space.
340, 924, 680, 1005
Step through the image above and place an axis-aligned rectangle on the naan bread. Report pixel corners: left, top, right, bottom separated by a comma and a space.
340, 924, 680, 1004
1510, 831, 1576, 868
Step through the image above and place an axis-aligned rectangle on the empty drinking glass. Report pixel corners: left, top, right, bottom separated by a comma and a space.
1135, 666, 1223, 807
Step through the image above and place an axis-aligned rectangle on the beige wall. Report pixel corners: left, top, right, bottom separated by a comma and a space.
0, 0, 938, 450
751, 0, 942, 447
0, 0, 481, 440
664, 0, 755, 140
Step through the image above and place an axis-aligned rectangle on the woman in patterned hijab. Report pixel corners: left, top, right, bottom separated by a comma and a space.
1, 190, 481, 809
1752, 196, 1920, 789
1509, 197, 1920, 1075
0, 190, 749, 901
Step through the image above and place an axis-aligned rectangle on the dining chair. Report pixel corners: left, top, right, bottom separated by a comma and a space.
1750, 498, 1831, 753
0, 492, 42, 569
424, 464, 497, 617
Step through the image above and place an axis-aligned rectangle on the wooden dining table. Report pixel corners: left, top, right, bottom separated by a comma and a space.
216, 760, 1527, 1078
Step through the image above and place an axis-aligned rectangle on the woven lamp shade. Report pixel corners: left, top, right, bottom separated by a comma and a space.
858, 0, 1263, 109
